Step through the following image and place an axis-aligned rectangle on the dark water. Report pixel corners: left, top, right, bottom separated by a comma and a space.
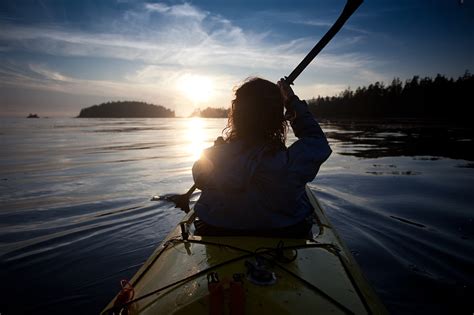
0, 118, 473, 314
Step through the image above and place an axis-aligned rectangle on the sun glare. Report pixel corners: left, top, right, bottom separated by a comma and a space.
179, 75, 214, 104
187, 117, 208, 160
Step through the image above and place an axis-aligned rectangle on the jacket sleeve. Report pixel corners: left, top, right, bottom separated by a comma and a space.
192, 152, 214, 190
286, 98, 332, 185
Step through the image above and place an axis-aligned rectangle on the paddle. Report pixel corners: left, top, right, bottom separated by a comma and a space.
153, 0, 363, 211
285, 0, 363, 85
151, 184, 196, 213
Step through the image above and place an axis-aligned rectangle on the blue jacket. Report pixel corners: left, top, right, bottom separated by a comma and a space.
192, 99, 332, 230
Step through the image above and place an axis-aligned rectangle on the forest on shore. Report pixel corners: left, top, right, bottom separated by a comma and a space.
190, 107, 229, 118
78, 101, 175, 118
307, 72, 473, 120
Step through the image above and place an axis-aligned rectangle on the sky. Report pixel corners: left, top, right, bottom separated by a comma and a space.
0, 0, 473, 117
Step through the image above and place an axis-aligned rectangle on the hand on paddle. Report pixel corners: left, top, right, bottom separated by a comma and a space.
278, 79, 296, 105
278, 79, 298, 120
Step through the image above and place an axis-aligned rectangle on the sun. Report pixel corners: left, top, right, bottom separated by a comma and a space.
179, 75, 214, 104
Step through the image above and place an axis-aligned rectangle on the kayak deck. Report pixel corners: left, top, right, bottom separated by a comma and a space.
102, 187, 386, 314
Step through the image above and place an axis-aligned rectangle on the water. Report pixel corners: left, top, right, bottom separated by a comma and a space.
0, 118, 473, 314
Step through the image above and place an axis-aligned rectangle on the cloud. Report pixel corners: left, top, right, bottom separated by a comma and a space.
0, 61, 126, 96
144, 3, 169, 13
28, 64, 67, 81
0, 2, 375, 71
145, 2, 208, 21
292, 18, 372, 36
0, 2, 387, 115
295, 19, 332, 28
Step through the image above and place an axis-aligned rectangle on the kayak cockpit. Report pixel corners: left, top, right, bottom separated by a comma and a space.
176, 209, 322, 242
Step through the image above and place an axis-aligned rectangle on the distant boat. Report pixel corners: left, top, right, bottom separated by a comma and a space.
27, 113, 39, 118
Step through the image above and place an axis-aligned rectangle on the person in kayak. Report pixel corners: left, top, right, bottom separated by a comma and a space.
192, 77, 331, 237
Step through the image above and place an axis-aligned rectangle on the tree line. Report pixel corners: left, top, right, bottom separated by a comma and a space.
190, 107, 229, 118
307, 72, 473, 121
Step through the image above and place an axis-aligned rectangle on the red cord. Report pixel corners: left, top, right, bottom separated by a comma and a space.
114, 279, 135, 308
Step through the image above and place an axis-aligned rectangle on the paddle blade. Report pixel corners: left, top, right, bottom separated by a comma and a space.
151, 193, 191, 213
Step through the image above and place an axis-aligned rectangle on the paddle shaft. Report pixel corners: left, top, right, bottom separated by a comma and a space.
285, 0, 363, 84
185, 184, 197, 197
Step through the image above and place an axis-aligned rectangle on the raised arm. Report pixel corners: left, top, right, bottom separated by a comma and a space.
278, 79, 332, 184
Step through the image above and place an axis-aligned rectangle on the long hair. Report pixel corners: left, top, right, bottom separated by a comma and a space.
224, 77, 287, 149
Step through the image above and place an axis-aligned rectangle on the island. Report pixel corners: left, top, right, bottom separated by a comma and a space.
190, 107, 229, 118
78, 101, 175, 118
27, 113, 39, 118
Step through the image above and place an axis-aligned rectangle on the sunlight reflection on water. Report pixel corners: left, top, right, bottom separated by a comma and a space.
186, 117, 209, 160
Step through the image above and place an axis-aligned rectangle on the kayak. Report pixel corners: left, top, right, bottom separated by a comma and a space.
102, 186, 387, 314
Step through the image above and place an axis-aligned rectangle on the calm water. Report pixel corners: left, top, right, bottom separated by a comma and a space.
0, 118, 473, 314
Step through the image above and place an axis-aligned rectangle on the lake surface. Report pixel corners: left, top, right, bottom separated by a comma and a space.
0, 118, 473, 314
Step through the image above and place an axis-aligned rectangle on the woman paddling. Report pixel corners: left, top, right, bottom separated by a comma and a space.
192, 77, 331, 237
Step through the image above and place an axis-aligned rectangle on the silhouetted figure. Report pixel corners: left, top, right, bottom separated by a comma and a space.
192, 78, 332, 237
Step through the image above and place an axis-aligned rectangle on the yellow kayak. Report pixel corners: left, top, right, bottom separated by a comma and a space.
102, 186, 387, 314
